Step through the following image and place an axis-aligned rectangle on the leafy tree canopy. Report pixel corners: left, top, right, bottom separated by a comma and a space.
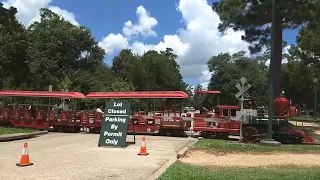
212, 0, 319, 54
2, 3, 320, 111
207, 51, 268, 104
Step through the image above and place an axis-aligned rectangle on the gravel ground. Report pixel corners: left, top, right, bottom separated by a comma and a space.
180, 150, 320, 167
0, 132, 195, 180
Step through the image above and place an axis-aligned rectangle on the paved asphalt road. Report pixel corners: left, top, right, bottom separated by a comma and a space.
0, 132, 196, 180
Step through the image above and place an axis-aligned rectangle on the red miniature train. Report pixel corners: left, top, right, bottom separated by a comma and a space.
0, 90, 316, 144
0, 90, 194, 136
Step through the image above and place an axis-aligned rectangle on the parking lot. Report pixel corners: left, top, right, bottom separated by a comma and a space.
0, 132, 196, 180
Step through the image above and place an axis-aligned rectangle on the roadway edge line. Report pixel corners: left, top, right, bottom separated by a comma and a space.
146, 137, 199, 180
0, 130, 49, 142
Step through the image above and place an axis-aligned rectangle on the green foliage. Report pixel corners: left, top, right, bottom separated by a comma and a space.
207, 51, 268, 105
206, 49, 320, 109
282, 61, 313, 106
0, 5, 187, 103
294, 20, 320, 68
212, 0, 317, 54
106, 77, 136, 92
1, 3, 320, 112
0, 3, 30, 89
26, 8, 106, 91
190, 84, 206, 108
111, 47, 186, 92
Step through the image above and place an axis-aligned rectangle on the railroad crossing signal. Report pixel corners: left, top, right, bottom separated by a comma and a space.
234, 77, 252, 143
235, 83, 251, 99
234, 77, 251, 99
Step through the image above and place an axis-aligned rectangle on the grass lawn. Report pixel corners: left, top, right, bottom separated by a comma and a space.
0, 127, 37, 135
159, 161, 320, 180
192, 139, 320, 154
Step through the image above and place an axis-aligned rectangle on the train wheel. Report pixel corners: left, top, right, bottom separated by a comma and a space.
243, 126, 259, 142
52, 126, 60, 132
158, 129, 168, 136
170, 130, 181, 137
88, 128, 96, 133
293, 136, 303, 144
200, 132, 210, 138
216, 133, 229, 140
73, 126, 81, 133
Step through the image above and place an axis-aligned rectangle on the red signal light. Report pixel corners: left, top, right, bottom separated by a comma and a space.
248, 101, 252, 105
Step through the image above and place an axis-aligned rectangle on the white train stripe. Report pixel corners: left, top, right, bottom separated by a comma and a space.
139, 116, 154, 119
130, 115, 233, 123
203, 118, 231, 123
181, 117, 193, 121
161, 116, 175, 120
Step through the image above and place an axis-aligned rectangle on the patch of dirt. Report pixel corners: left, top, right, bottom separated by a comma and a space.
289, 121, 320, 136
180, 150, 320, 167
289, 121, 318, 127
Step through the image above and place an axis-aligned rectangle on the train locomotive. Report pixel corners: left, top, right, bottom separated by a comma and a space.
191, 90, 315, 144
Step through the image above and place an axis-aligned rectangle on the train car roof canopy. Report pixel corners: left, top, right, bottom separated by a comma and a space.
86, 91, 189, 99
0, 90, 85, 98
194, 90, 221, 94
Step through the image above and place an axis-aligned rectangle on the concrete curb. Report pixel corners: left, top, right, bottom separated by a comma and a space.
176, 138, 199, 159
0, 130, 49, 142
147, 138, 199, 180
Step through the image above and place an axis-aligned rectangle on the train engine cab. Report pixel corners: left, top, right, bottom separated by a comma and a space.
193, 105, 240, 139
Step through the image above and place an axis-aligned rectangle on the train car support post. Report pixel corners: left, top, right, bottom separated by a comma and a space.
131, 101, 136, 144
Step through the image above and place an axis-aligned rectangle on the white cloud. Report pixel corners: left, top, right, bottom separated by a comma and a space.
122, 5, 158, 39
1, 0, 78, 26
199, 67, 212, 89
98, 0, 250, 89
98, 34, 129, 55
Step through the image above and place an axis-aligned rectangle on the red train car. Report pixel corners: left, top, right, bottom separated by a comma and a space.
191, 90, 240, 139
0, 89, 311, 144
0, 90, 197, 136
193, 105, 240, 139
0, 90, 86, 132
84, 91, 193, 136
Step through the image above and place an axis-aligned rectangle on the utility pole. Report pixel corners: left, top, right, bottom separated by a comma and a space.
263, 0, 281, 146
313, 78, 318, 121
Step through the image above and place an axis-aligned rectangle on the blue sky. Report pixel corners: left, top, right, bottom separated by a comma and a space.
51, 0, 192, 44
2, 0, 299, 88
49, 0, 299, 55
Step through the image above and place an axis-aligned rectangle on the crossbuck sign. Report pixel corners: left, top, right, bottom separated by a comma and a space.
234, 77, 251, 99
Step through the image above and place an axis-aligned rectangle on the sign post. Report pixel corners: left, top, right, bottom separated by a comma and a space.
48, 85, 53, 111
98, 100, 131, 148
234, 77, 251, 142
